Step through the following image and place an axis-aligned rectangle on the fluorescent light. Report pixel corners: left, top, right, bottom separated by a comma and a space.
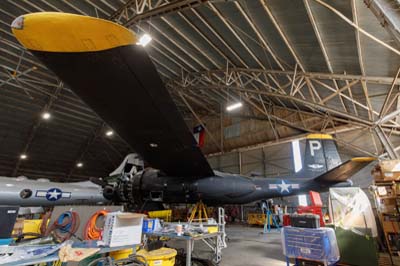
226, 102, 243, 112
20, 154, 27, 160
106, 130, 114, 137
42, 112, 51, 120
292, 140, 303, 172
137, 33, 152, 47
76, 162, 83, 168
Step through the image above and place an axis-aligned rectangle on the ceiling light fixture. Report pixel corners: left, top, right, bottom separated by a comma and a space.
137, 33, 152, 47
42, 112, 51, 120
20, 154, 27, 160
226, 102, 243, 112
105, 130, 114, 137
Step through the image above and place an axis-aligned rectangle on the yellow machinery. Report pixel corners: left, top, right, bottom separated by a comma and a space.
13, 219, 47, 239
247, 213, 272, 226
137, 248, 177, 266
188, 200, 208, 223
110, 248, 134, 260
148, 210, 172, 222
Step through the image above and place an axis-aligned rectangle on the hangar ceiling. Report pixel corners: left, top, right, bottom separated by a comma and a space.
0, 0, 400, 180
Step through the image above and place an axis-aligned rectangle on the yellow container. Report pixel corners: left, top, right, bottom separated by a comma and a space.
137, 248, 177, 266
207, 226, 218, 233
13, 219, 47, 239
23, 219, 43, 234
148, 210, 172, 222
247, 213, 272, 226
110, 248, 134, 260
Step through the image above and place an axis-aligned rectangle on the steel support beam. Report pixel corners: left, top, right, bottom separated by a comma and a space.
112, 0, 211, 27
167, 68, 400, 127
181, 68, 400, 85
365, 0, 400, 47
66, 123, 105, 180
12, 82, 64, 176
206, 124, 370, 157
374, 125, 399, 159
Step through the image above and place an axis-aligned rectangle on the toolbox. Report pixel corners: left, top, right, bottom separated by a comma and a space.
290, 214, 320, 228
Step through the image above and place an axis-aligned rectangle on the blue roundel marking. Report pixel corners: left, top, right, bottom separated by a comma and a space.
46, 188, 62, 201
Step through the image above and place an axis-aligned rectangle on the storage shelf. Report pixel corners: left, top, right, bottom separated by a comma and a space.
377, 196, 399, 200
373, 180, 400, 259
375, 180, 400, 184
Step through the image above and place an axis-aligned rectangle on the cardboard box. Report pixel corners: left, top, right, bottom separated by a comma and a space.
380, 160, 400, 172
12, 218, 24, 236
379, 160, 400, 181
103, 212, 145, 247
382, 172, 400, 181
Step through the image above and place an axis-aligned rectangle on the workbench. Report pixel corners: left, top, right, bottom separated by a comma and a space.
144, 231, 222, 266
1, 240, 136, 266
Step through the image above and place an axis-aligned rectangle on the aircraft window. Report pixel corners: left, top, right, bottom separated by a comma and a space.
20, 189, 32, 199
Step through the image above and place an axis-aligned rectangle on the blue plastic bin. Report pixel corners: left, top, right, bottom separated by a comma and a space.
0, 238, 12, 246
281, 227, 339, 266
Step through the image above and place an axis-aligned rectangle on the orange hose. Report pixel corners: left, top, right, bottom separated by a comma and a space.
84, 210, 109, 240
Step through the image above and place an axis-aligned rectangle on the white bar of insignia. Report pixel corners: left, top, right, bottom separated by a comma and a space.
62, 192, 71, 198
36, 191, 47, 197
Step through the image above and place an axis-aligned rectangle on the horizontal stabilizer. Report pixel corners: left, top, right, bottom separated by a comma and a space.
314, 157, 375, 184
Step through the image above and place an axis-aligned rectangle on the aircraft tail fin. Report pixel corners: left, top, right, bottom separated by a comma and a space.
109, 153, 144, 177
298, 134, 342, 178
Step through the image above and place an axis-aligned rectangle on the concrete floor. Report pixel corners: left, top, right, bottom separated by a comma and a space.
220, 225, 286, 266
166, 224, 400, 266
167, 224, 287, 266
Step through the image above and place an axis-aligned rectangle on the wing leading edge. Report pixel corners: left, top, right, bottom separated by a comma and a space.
12, 12, 214, 178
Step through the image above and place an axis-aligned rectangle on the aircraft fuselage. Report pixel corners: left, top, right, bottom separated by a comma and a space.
123, 169, 351, 205
0, 177, 108, 206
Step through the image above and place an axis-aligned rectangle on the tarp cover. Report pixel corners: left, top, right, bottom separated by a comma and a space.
329, 187, 377, 237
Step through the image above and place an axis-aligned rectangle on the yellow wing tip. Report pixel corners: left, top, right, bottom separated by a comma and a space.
306, 134, 333, 140
351, 157, 376, 162
11, 12, 136, 52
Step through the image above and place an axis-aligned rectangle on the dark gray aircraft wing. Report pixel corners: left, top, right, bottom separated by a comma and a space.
313, 157, 375, 184
11, 12, 214, 178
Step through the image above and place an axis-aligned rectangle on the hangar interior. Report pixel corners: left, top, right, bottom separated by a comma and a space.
1, 0, 400, 266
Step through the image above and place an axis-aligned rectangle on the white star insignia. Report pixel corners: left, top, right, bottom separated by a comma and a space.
47, 189, 61, 199
277, 180, 291, 193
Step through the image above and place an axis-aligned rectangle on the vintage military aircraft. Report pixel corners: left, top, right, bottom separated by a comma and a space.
7, 12, 374, 207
